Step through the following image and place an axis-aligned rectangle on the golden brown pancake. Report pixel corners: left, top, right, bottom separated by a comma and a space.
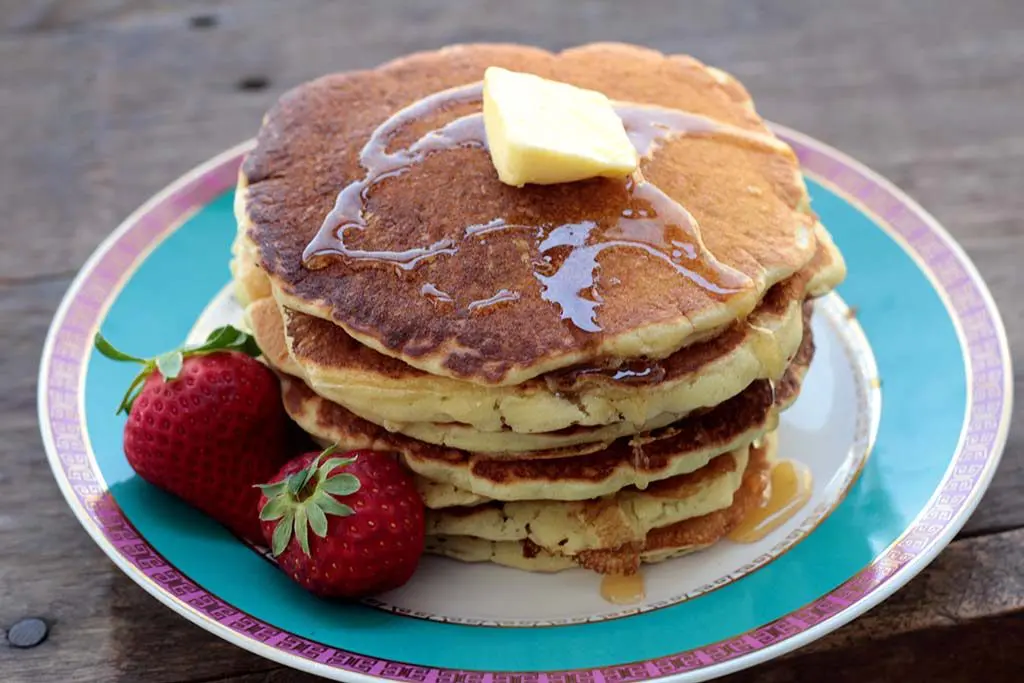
247, 295, 690, 452
278, 265, 811, 436
278, 372, 770, 501
239, 251, 831, 451
239, 43, 835, 385
425, 436, 774, 575
424, 444, 751, 555
264, 318, 811, 504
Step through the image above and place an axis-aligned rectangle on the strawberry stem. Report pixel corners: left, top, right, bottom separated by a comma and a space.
93, 324, 262, 415
257, 445, 359, 557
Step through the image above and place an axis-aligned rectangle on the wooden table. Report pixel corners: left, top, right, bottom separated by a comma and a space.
2, 1, 1022, 680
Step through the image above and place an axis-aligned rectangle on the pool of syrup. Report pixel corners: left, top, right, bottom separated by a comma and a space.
600, 571, 646, 605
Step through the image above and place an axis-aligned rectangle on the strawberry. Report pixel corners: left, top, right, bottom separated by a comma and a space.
94, 325, 290, 544
257, 447, 425, 598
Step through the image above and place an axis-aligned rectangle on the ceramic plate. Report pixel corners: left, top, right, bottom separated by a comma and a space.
39, 126, 1011, 682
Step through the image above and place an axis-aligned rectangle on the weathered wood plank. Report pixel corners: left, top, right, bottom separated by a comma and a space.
728, 615, 1024, 683
2, 0, 1023, 270
1, 1, 1022, 681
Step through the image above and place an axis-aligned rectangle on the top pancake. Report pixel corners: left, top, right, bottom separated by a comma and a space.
240, 43, 824, 385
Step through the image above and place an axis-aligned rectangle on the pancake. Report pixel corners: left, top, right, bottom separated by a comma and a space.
413, 478, 491, 509
246, 295, 687, 452
281, 263, 809, 434
264, 318, 811, 504
246, 292, 812, 500
234, 210, 839, 441
230, 218, 272, 307
250, 303, 692, 454
425, 435, 774, 574
238, 43, 838, 386
280, 371, 772, 503
425, 444, 750, 555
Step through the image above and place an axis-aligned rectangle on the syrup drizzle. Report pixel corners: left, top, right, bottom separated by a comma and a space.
612, 362, 665, 383
549, 357, 668, 390
728, 459, 813, 543
303, 82, 784, 331
303, 84, 485, 270
420, 283, 454, 304
468, 288, 520, 311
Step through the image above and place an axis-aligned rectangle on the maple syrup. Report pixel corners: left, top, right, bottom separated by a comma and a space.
600, 571, 646, 605
728, 459, 812, 543
467, 288, 520, 311
747, 323, 788, 380
612, 362, 664, 383
300, 82, 784, 332
547, 357, 668, 392
420, 283, 454, 304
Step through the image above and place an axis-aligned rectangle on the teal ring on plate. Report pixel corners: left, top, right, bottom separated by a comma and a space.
38, 125, 1011, 682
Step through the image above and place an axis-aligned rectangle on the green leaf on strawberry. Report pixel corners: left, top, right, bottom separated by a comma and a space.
93, 324, 263, 414
257, 445, 360, 557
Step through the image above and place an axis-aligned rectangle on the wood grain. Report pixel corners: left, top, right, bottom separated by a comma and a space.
1, 0, 1021, 681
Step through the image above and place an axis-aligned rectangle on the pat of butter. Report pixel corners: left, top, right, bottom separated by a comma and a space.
483, 67, 638, 187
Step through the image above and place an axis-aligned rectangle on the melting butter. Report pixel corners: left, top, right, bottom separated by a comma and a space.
482, 67, 637, 186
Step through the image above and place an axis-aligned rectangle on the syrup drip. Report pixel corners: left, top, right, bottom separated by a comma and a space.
304, 84, 485, 269
612, 363, 664, 383
468, 288, 520, 311
528, 175, 733, 332
550, 358, 668, 390
303, 82, 783, 332
420, 283, 454, 303
600, 572, 646, 605
728, 459, 813, 543
618, 104, 788, 158
747, 323, 788, 380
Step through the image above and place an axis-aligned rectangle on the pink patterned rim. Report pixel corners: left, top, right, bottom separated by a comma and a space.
39, 131, 1011, 682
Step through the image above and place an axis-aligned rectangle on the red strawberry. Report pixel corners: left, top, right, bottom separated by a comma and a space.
95, 325, 290, 544
257, 447, 425, 598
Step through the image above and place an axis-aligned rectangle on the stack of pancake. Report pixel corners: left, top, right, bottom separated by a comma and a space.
230, 44, 845, 575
